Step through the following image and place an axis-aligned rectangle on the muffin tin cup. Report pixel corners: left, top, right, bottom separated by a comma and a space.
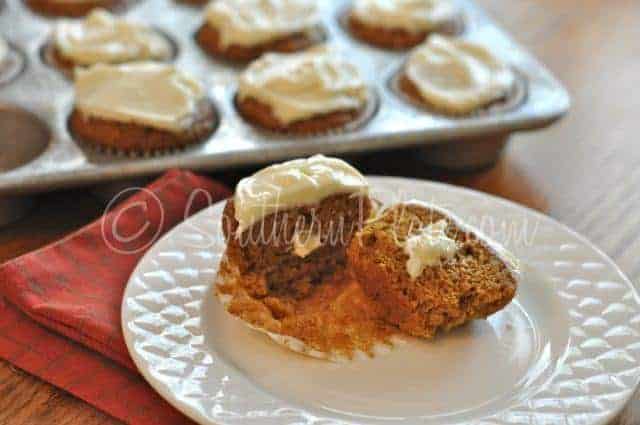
0, 0, 569, 199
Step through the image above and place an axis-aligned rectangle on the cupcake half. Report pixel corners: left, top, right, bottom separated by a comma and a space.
197, 0, 323, 62
216, 155, 397, 360
236, 46, 373, 134
70, 62, 216, 152
348, 0, 462, 49
26, 0, 122, 17
347, 201, 519, 338
48, 9, 173, 74
397, 35, 517, 116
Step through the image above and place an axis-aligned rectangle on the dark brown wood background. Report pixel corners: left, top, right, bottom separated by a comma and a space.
1, 0, 639, 423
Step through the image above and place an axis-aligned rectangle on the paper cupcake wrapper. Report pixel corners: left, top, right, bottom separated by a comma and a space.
215, 258, 402, 362
389, 66, 528, 118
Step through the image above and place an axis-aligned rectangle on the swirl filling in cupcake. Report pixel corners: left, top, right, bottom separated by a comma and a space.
236, 46, 370, 134
349, 0, 461, 49
51, 9, 172, 71
70, 62, 215, 151
400, 35, 516, 115
197, 0, 322, 61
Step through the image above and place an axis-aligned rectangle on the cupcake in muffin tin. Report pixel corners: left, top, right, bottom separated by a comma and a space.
235, 46, 376, 135
69, 62, 217, 153
45, 9, 174, 75
347, 0, 463, 49
196, 0, 325, 62
395, 35, 521, 116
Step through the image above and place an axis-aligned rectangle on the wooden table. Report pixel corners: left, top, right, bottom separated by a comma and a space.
1, 0, 639, 423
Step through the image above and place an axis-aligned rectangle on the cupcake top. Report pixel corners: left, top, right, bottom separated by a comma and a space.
351, 0, 460, 33
205, 0, 319, 48
0, 37, 8, 65
54, 9, 172, 66
238, 46, 368, 124
405, 35, 515, 114
74, 62, 205, 131
233, 154, 369, 233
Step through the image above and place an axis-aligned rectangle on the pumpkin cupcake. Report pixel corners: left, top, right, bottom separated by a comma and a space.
396, 35, 517, 116
196, 0, 323, 62
70, 62, 216, 152
236, 46, 373, 134
347, 201, 519, 338
348, 0, 462, 49
216, 155, 398, 360
47, 9, 173, 75
26, 0, 123, 17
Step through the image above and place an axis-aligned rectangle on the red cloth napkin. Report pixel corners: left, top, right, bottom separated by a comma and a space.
0, 169, 231, 424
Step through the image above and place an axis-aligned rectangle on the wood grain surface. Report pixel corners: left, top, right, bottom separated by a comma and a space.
1, 0, 639, 423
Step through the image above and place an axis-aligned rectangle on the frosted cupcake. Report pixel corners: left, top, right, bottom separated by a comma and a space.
69, 62, 216, 152
26, 0, 122, 17
236, 46, 372, 134
197, 0, 323, 62
216, 155, 397, 360
48, 10, 173, 74
397, 35, 517, 115
348, 0, 462, 49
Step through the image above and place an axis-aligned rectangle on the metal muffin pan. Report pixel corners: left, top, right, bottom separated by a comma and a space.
0, 0, 570, 196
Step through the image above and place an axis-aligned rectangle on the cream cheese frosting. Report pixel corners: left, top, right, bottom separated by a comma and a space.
351, 0, 460, 33
233, 154, 369, 234
405, 35, 515, 114
74, 62, 205, 132
0, 37, 8, 66
404, 219, 458, 279
238, 46, 369, 124
292, 230, 322, 258
54, 9, 172, 66
205, 0, 319, 48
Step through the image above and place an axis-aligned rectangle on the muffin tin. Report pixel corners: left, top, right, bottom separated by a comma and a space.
0, 0, 570, 196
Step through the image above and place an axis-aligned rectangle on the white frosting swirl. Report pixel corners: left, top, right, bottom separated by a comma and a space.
54, 9, 172, 66
233, 154, 369, 234
238, 46, 368, 124
405, 35, 515, 114
74, 62, 205, 132
0, 37, 8, 65
205, 0, 319, 48
404, 219, 458, 279
351, 0, 460, 33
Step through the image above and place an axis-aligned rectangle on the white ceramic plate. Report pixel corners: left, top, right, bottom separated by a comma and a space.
122, 177, 640, 425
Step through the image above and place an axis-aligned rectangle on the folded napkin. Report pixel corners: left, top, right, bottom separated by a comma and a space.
0, 169, 231, 424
